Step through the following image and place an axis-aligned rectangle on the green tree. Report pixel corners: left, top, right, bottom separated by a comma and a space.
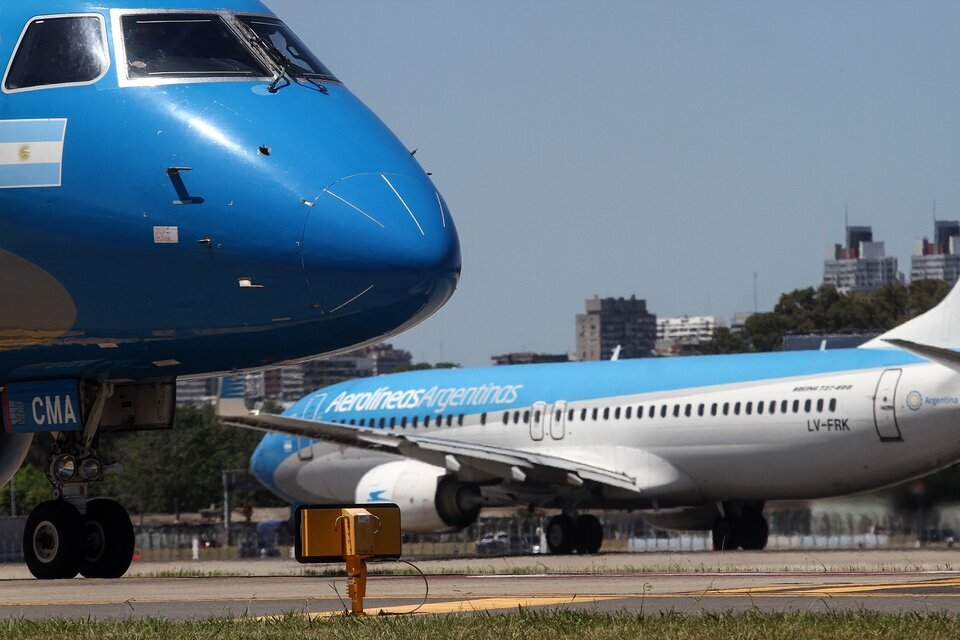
0, 463, 50, 517
700, 327, 746, 354
96, 404, 269, 518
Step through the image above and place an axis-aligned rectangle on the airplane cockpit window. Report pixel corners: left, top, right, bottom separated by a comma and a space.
5, 16, 108, 91
237, 16, 337, 82
121, 14, 268, 79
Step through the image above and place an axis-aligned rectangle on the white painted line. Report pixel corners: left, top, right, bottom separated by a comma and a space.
436, 192, 446, 228
324, 189, 385, 228
382, 174, 424, 236
329, 284, 375, 314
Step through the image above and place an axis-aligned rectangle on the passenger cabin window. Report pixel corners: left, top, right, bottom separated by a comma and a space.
480, 413, 487, 426
829, 398, 837, 412
6, 15, 109, 91
121, 14, 268, 80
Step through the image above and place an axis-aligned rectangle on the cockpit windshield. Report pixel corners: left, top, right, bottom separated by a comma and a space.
121, 14, 268, 79
237, 16, 337, 82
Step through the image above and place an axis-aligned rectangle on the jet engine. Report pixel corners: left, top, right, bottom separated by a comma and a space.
0, 432, 33, 488
354, 460, 482, 533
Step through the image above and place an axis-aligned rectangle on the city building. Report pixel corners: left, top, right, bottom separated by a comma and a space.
175, 377, 218, 406
654, 315, 721, 357
911, 220, 960, 287
656, 315, 720, 344
575, 296, 657, 361
244, 343, 413, 406
491, 352, 569, 366
823, 225, 902, 293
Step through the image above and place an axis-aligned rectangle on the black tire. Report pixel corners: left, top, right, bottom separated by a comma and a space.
23, 500, 84, 580
711, 516, 742, 551
575, 514, 604, 554
80, 499, 135, 579
546, 515, 578, 554
741, 513, 769, 551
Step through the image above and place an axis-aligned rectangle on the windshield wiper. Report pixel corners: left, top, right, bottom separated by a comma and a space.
234, 19, 327, 95
233, 19, 291, 92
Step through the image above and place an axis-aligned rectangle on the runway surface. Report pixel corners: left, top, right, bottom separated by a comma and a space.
3, 551, 960, 619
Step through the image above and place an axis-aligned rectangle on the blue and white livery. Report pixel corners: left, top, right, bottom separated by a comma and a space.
240, 282, 960, 554
0, 0, 460, 579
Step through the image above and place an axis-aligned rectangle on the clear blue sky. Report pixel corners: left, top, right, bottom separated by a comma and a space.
269, 0, 960, 366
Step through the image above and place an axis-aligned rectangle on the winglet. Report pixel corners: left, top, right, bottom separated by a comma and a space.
215, 376, 251, 418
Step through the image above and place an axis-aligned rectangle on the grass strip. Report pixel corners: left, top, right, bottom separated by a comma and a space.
3, 610, 960, 640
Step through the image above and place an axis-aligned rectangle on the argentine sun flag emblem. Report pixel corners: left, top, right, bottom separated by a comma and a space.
0, 119, 67, 189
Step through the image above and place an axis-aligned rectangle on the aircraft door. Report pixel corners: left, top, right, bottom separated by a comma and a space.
873, 368, 902, 441
550, 401, 567, 440
530, 401, 546, 441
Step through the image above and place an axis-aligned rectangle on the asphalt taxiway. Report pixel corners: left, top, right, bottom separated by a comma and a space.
2, 551, 960, 619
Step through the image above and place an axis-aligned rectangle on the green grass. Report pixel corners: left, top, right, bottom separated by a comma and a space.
3, 611, 960, 640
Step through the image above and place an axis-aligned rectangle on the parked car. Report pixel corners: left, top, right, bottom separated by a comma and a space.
476, 531, 542, 556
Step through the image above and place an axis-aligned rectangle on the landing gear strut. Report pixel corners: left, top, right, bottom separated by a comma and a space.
546, 513, 604, 555
711, 503, 768, 551
21, 384, 135, 580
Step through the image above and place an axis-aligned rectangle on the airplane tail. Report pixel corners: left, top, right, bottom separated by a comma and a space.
861, 280, 960, 353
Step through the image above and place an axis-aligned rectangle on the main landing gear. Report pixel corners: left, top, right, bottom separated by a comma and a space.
24, 498, 134, 579
545, 513, 604, 554
711, 503, 769, 551
22, 384, 136, 580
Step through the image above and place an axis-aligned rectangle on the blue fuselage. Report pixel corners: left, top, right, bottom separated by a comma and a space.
0, 1, 460, 383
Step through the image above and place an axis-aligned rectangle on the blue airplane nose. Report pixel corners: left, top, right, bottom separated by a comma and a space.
301, 172, 460, 326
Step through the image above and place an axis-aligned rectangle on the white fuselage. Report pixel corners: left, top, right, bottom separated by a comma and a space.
269, 361, 960, 510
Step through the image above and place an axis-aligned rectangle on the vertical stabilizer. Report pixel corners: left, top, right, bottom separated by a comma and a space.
861, 281, 960, 349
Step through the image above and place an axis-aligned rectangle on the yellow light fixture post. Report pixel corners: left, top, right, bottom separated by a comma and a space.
295, 503, 402, 616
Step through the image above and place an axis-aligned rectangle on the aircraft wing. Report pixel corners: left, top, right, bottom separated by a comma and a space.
221, 412, 641, 494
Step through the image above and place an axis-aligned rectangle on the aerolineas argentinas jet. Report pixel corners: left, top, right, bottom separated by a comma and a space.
0, 1, 460, 579
241, 283, 960, 555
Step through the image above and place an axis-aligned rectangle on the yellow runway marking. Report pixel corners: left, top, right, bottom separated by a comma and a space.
704, 577, 960, 597
255, 596, 621, 619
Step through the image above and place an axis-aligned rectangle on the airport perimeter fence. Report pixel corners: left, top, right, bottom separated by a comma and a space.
1, 506, 959, 564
